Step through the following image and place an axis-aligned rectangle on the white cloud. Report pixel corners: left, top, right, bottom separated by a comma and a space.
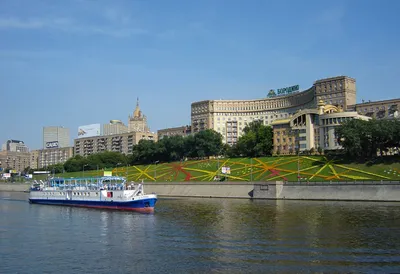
0, 16, 147, 37
0, 17, 45, 29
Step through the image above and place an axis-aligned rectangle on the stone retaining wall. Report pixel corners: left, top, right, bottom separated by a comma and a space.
253, 181, 400, 201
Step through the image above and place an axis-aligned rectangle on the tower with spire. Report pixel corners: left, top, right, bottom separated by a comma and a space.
128, 98, 150, 132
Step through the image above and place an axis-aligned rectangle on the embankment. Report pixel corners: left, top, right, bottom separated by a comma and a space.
0, 183, 30, 192
2, 181, 400, 202
145, 181, 400, 201
253, 181, 400, 201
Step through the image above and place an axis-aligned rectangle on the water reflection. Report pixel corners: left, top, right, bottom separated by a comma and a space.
0, 193, 399, 273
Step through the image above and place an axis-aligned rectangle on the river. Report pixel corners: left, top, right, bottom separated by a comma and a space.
1, 192, 400, 273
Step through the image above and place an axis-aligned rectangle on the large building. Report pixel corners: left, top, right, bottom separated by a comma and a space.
2, 140, 29, 153
74, 132, 157, 156
0, 151, 30, 173
103, 120, 128, 136
35, 147, 74, 169
30, 150, 39, 170
191, 76, 357, 145
271, 101, 371, 154
349, 99, 400, 119
43, 126, 70, 149
128, 98, 150, 132
157, 125, 191, 140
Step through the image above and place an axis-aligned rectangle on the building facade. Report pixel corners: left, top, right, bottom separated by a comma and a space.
30, 150, 39, 169
36, 147, 74, 169
0, 151, 30, 173
349, 98, 400, 119
191, 76, 357, 145
43, 126, 70, 149
74, 132, 157, 156
103, 120, 128, 136
157, 125, 191, 139
128, 99, 150, 132
1, 140, 29, 153
271, 101, 371, 154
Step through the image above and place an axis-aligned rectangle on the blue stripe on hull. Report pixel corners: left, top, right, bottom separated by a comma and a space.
29, 198, 157, 212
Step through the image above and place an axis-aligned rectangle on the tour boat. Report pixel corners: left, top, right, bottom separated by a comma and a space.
29, 176, 157, 213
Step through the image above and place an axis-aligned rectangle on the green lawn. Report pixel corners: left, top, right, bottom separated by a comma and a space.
37, 156, 400, 182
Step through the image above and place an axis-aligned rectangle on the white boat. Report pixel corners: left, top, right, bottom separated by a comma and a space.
29, 176, 157, 213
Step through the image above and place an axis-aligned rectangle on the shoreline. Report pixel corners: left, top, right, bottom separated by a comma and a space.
3, 181, 400, 202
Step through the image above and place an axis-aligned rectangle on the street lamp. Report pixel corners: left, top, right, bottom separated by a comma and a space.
82, 164, 89, 178
116, 163, 121, 176
154, 161, 159, 181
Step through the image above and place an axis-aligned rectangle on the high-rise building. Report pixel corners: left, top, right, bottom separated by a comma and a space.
128, 98, 150, 132
103, 120, 128, 136
43, 126, 70, 149
2, 140, 29, 153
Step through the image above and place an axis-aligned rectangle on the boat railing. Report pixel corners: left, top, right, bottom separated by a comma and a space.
39, 176, 131, 191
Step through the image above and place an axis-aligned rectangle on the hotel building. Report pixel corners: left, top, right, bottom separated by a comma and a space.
191, 76, 356, 146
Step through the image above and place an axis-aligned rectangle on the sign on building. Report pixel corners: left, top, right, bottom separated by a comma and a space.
46, 141, 59, 149
277, 85, 300, 95
77, 124, 101, 138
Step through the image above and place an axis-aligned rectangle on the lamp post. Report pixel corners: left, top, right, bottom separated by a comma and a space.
82, 164, 89, 178
116, 163, 121, 176
250, 157, 253, 182
154, 161, 159, 181
297, 130, 300, 182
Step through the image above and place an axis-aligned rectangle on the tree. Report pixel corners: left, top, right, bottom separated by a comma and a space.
317, 146, 323, 155
235, 121, 273, 157
336, 119, 400, 159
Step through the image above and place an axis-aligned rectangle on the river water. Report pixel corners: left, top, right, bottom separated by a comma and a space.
1, 192, 400, 273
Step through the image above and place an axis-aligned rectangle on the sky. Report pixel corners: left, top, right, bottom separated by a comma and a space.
1, 0, 400, 150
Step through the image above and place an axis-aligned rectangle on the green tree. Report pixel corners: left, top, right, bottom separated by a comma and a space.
235, 120, 273, 157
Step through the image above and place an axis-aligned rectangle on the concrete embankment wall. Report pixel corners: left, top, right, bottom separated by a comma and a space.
253, 181, 400, 201
3, 181, 400, 202
143, 182, 255, 199
0, 183, 30, 192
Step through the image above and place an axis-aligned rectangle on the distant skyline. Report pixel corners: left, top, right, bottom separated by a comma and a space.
1, 0, 400, 150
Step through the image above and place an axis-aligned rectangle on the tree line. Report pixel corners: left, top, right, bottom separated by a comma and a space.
336, 119, 400, 158
33, 118, 400, 174
39, 121, 274, 173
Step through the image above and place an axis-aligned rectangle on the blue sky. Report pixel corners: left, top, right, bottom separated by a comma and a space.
1, 0, 400, 150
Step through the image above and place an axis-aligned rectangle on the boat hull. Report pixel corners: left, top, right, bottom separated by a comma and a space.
29, 197, 157, 214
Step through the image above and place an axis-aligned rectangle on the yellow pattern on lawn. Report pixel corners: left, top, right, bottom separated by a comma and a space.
268, 165, 331, 181
309, 158, 334, 180
335, 164, 390, 179
328, 164, 340, 179
132, 165, 154, 181
340, 174, 373, 180
325, 167, 352, 180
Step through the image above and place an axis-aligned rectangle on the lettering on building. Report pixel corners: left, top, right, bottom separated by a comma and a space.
46, 141, 59, 149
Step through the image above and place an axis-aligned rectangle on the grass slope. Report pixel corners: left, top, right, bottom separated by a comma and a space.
39, 156, 400, 182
